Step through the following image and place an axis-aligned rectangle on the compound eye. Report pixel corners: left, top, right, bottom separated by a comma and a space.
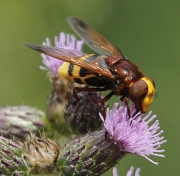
129, 80, 148, 102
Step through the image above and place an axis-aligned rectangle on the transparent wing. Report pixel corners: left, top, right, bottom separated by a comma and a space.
67, 16, 124, 57
25, 44, 114, 79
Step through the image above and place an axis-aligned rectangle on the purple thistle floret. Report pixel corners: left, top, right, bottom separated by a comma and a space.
113, 166, 141, 176
40, 32, 84, 77
101, 103, 167, 165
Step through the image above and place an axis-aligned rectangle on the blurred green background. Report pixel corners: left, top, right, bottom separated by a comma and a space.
0, 1, 179, 175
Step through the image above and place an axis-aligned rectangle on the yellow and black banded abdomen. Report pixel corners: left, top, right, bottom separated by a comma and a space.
58, 54, 107, 87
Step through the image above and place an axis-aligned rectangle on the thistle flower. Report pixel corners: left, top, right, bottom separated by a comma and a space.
56, 102, 166, 176
113, 166, 141, 176
40, 32, 84, 78
101, 102, 167, 165
0, 136, 30, 176
0, 106, 48, 140
64, 91, 105, 134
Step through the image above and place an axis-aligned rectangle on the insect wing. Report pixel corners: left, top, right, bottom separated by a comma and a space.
25, 44, 114, 79
67, 17, 123, 57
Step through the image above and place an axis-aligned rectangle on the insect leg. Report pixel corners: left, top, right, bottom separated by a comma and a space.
73, 88, 80, 101
98, 91, 114, 119
73, 87, 113, 119
73, 86, 108, 100
120, 96, 131, 117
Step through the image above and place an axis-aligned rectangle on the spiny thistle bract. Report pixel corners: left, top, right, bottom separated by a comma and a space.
0, 136, 30, 176
0, 106, 48, 140
64, 91, 105, 134
57, 129, 127, 176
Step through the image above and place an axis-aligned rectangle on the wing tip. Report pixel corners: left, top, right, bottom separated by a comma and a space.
67, 16, 87, 29
25, 43, 47, 53
66, 16, 76, 26
25, 43, 39, 50
66, 16, 73, 21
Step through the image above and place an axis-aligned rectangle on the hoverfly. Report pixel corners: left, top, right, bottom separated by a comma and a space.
26, 17, 155, 114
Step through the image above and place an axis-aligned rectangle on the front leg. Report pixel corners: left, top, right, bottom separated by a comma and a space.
98, 91, 113, 119
120, 96, 131, 117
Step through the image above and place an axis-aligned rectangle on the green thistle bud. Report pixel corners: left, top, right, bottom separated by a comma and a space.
64, 91, 104, 135
24, 133, 60, 174
0, 106, 48, 140
0, 136, 30, 176
57, 129, 127, 176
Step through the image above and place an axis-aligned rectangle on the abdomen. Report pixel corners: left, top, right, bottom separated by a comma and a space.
58, 55, 108, 87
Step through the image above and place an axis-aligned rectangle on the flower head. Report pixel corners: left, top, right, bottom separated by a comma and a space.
101, 103, 167, 165
40, 32, 84, 77
24, 133, 59, 174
